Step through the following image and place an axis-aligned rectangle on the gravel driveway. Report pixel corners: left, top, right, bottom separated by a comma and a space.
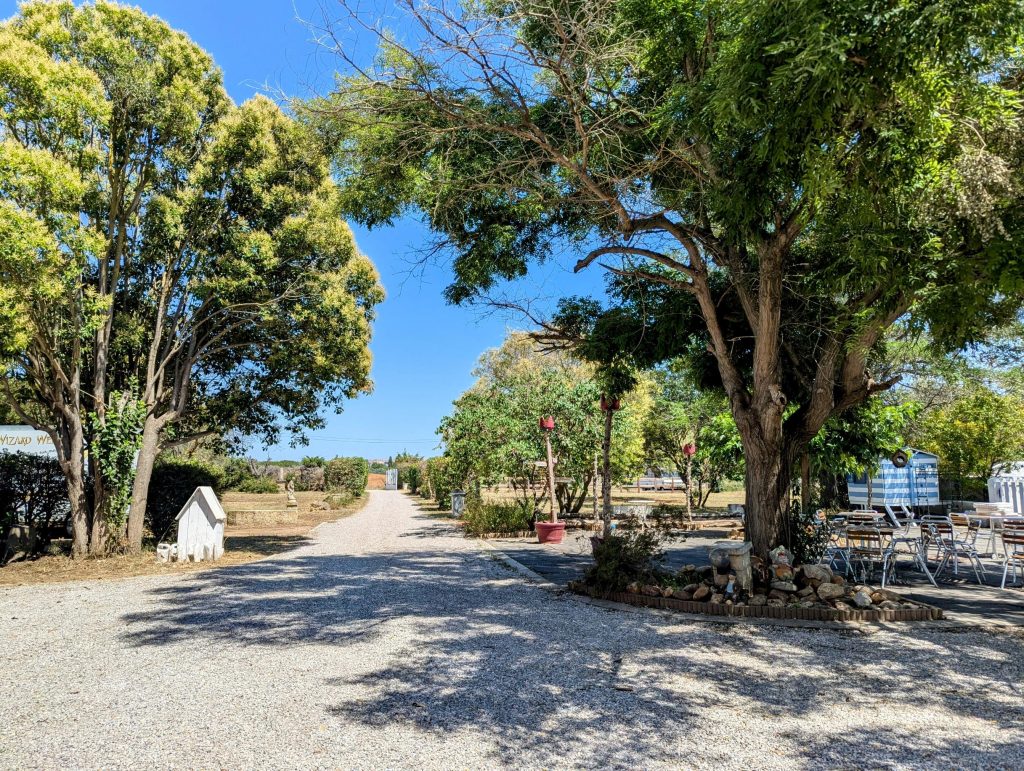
2, 490, 1023, 770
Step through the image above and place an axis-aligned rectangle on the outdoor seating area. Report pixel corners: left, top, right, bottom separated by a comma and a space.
822, 504, 1024, 593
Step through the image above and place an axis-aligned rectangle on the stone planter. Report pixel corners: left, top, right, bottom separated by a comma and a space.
536, 521, 566, 544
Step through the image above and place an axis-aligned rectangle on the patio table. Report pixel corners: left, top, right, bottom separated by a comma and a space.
960, 514, 1024, 557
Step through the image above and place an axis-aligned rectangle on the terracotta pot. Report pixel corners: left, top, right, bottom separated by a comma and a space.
536, 521, 566, 544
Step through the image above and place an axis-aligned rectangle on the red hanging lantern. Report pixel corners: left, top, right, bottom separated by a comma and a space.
683, 442, 697, 457
600, 395, 621, 412
539, 415, 555, 431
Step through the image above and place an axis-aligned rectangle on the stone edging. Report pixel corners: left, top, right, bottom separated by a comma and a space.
578, 588, 944, 622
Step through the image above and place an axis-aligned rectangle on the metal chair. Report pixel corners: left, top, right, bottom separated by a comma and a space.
846, 527, 896, 588
824, 525, 852, 576
999, 531, 1024, 589
927, 516, 986, 583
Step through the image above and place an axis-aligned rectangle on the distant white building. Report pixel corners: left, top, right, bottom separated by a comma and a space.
175, 487, 226, 561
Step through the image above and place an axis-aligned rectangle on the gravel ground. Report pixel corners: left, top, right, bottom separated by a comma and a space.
2, 490, 1023, 770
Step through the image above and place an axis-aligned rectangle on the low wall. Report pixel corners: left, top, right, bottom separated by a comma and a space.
226, 510, 299, 527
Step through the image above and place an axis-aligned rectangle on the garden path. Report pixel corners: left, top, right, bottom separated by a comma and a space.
1, 490, 1022, 769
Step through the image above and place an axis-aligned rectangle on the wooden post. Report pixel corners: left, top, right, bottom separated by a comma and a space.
602, 407, 614, 536
592, 454, 598, 523
545, 431, 557, 523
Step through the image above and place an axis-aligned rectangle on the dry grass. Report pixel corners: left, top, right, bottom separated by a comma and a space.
0, 490, 367, 587
481, 486, 745, 511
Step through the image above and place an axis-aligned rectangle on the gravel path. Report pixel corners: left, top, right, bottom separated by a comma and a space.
2, 490, 1023, 770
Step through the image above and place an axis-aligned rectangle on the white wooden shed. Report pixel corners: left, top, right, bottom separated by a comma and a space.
988, 463, 1024, 514
175, 486, 226, 561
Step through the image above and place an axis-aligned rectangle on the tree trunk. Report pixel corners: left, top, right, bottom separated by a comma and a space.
55, 416, 91, 558
89, 461, 109, 555
743, 445, 795, 559
601, 407, 614, 536
127, 415, 162, 551
800, 452, 811, 512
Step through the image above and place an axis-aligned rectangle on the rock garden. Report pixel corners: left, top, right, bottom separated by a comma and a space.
570, 532, 942, 622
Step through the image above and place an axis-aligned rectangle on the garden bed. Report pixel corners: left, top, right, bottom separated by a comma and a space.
570, 584, 944, 622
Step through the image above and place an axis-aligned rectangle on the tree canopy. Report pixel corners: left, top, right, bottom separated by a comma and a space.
314, 0, 1024, 555
0, 1, 383, 554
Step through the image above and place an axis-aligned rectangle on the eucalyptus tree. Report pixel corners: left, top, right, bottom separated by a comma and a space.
313, 0, 1024, 556
0, 2, 382, 555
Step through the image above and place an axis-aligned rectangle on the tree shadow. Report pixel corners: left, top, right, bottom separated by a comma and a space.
119, 538, 1024, 768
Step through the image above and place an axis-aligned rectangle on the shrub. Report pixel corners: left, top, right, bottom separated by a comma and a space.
463, 499, 533, 536
397, 462, 424, 494
0, 452, 69, 559
237, 476, 279, 494
302, 455, 326, 468
787, 501, 834, 566
584, 530, 666, 594
324, 456, 369, 497
147, 459, 224, 543
425, 457, 454, 508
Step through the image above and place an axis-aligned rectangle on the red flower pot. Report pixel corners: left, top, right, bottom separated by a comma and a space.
536, 521, 566, 544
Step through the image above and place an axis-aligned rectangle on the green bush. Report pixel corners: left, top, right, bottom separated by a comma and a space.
324, 456, 369, 497
463, 499, 533, 536
787, 501, 834, 567
147, 459, 224, 543
397, 462, 424, 494
584, 530, 666, 594
425, 457, 454, 508
237, 476, 279, 494
0, 452, 69, 560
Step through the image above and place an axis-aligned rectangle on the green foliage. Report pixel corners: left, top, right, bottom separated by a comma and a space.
0, 2, 384, 553
915, 382, 1024, 486
146, 459, 224, 543
324, 457, 369, 498
438, 333, 608, 512
584, 531, 666, 594
0, 451, 68, 558
316, 0, 1024, 554
462, 499, 534, 537
86, 390, 146, 541
425, 456, 455, 508
397, 462, 424, 494
786, 502, 834, 568
302, 456, 326, 468
236, 476, 279, 494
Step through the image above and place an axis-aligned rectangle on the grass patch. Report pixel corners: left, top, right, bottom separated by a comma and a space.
0, 491, 367, 587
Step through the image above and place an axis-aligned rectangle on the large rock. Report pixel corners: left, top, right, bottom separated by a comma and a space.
692, 584, 712, 602
749, 594, 768, 607
817, 582, 845, 601
852, 590, 874, 608
770, 580, 797, 593
802, 564, 833, 583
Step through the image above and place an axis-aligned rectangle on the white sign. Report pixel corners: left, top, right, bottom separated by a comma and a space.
0, 425, 58, 458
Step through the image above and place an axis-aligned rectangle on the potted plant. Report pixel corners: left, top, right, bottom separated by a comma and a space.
535, 415, 566, 544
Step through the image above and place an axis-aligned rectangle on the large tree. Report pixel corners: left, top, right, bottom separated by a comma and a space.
0, 2, 383, 555
313, 0, 1024, 556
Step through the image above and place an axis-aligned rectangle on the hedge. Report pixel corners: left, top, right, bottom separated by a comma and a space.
324, 457, 369, 497
147, 459, 224, 542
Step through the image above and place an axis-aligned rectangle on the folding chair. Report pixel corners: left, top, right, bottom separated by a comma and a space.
929, 516, 985, 583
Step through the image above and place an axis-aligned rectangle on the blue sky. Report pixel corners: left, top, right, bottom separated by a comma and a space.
2, 0, 605, 461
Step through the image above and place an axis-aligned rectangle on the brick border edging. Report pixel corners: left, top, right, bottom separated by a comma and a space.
576, 589, 944, 622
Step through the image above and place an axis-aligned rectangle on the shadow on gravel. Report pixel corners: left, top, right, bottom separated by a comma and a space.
120, 512, 1024, 768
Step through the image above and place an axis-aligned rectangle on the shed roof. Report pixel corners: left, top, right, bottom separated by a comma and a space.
175, 486, 227, 523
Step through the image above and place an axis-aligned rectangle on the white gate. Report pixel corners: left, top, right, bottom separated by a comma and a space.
385, 468, 398, 490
